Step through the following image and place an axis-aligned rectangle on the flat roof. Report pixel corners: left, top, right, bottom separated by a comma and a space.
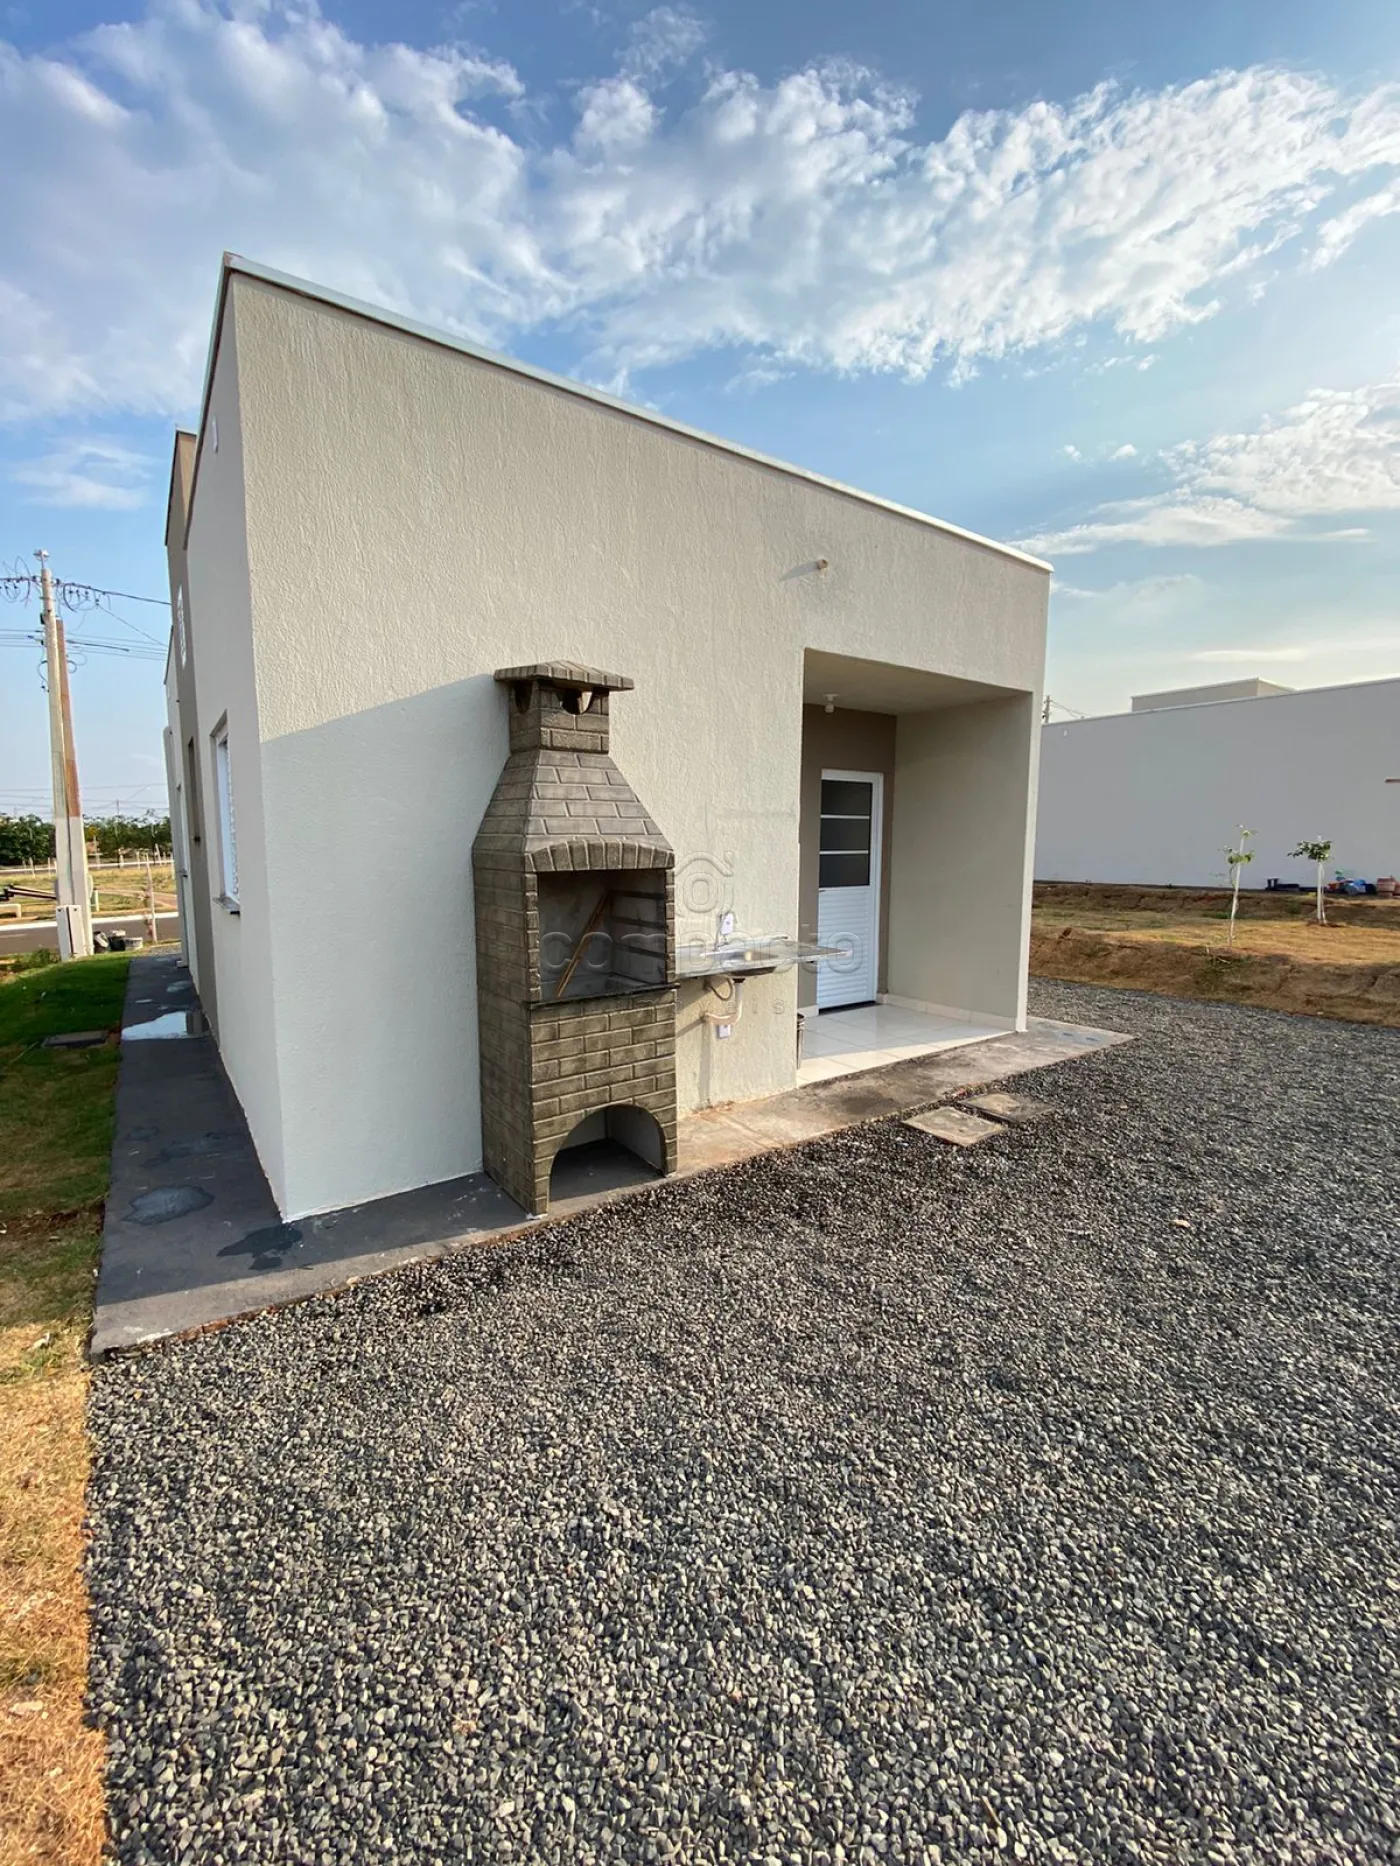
1046, 673, 1400, 726
181, 253, 1050, 574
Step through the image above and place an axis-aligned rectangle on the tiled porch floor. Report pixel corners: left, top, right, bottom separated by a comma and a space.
797, 1001, 1009, 1086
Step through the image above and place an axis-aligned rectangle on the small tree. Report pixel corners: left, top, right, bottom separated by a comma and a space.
1289, 839, 1333, 925
1224, 827, 1254, 946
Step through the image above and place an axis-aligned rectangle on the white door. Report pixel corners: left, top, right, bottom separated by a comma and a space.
816, 771, 882, 1009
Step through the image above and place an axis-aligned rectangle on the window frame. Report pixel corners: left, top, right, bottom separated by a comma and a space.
211, 717, 239, 911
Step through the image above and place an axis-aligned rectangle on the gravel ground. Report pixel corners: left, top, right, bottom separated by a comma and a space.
88, 983, 1400, 1866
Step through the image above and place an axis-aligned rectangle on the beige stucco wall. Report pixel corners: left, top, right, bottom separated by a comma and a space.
183, 301, 287, 1202
888, 693, 1041, 1027
208, 272, 1046, 1218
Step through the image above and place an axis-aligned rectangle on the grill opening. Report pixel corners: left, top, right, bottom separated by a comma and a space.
537, 868, 668, 1001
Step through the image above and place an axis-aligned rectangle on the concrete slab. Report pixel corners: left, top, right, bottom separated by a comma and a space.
963, 1091, 1055, 1124
676, 1014, 1125, 1167
92, 957, 1131, 1357
42, 1030, 111, 1049
904, 1106, 1006, 1146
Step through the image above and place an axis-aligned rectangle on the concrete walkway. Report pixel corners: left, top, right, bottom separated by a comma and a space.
92, 954, 1129, 1356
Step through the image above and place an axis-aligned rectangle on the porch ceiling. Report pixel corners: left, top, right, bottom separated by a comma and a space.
803, 650, 1016, 716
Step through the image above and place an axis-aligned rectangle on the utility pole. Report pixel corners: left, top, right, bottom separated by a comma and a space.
37, 551, 93, 959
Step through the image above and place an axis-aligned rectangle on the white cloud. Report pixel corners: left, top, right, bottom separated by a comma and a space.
1174, 379, 1400, 514
1110, 442, 1137, 459
10, 436, 155, 508
1311, 177, 1400, 268
621, 6, 708, 82
1022, 374, 1400, 553
0, 7, 1398, 418
1190, 646, 1310, 664
1026, 495, 1298, 554
1190, 634, 1400, 664
1053, 572, 1202, 608
1062, 444, 1081, 460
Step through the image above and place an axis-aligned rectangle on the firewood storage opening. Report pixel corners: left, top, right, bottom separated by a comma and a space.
548, 1102, 669, 1202
472, 661, 679, 1215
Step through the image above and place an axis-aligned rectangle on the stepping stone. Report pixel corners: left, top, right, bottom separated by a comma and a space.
963, 1092, 1054, 1124
905, 1106, 1005, 1146
41, 1029, 110, 1049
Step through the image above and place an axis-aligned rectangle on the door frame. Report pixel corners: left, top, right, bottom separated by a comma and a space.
816, 767, 884, 1010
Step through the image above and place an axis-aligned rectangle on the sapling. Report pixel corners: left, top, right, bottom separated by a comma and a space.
1224, 827, 1254, 946
1288, 839, 1333, 926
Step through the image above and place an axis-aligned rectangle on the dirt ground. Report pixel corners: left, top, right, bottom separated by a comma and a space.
1032, 883, 1400, 1027
1035, 879, 1400, 927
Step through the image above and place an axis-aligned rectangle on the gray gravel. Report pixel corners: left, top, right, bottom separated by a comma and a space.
88, 983, 1400, 1865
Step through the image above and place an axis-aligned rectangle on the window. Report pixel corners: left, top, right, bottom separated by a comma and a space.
184, 737, 202, 845
819, 778, 874, 889
175, 585, 187, 665
212, 721, 238, 906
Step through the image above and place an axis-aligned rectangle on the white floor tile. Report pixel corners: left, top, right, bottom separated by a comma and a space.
796, 1003, 1009, 1088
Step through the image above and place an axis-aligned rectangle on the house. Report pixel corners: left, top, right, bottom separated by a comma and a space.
162, 255, 1050, 1222
1036, 676, 1400, 888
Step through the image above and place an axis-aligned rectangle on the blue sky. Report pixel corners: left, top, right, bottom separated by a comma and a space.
3, 0, 1400, 813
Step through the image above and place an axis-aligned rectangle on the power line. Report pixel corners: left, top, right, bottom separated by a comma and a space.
0, 628, 164, 661
3, 570, 169, 644
70, 584, 169, 606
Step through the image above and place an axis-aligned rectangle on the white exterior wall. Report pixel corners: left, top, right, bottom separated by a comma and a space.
162, 661, 183, 961
194, 271, 1045, 1219
1037, 679, 1400, 887
183, 302, 287, 1199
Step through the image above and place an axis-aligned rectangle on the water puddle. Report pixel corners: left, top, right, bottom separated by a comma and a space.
122, 1010, 206, 1041
127, 1185, 214, 1225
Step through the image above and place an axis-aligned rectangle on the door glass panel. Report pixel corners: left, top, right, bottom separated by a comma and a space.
819, 778, 873, 887
819, 816, 870, 853
820, 851, 872, 888
821, 779, 872, 818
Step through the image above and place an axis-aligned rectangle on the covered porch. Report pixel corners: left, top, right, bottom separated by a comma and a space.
797, 648, 1040, 1087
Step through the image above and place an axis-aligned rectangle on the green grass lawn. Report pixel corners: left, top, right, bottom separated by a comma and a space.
0, 954, 131, 1225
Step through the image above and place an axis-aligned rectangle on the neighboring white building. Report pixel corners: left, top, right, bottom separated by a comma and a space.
1037, 676, 1400, 888
165, 255, 1049, 1221
1129, 677, 1294, 712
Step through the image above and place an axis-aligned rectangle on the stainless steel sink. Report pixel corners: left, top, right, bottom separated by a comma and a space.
674, 937, 840, 980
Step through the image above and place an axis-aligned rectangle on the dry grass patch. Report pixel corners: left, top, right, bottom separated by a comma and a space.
0, 1245, 105, 1866
2, 862, 176, 925
0, 955, 130, 1865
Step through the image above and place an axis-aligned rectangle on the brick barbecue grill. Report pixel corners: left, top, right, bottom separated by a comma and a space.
472, 662, 678, 1213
